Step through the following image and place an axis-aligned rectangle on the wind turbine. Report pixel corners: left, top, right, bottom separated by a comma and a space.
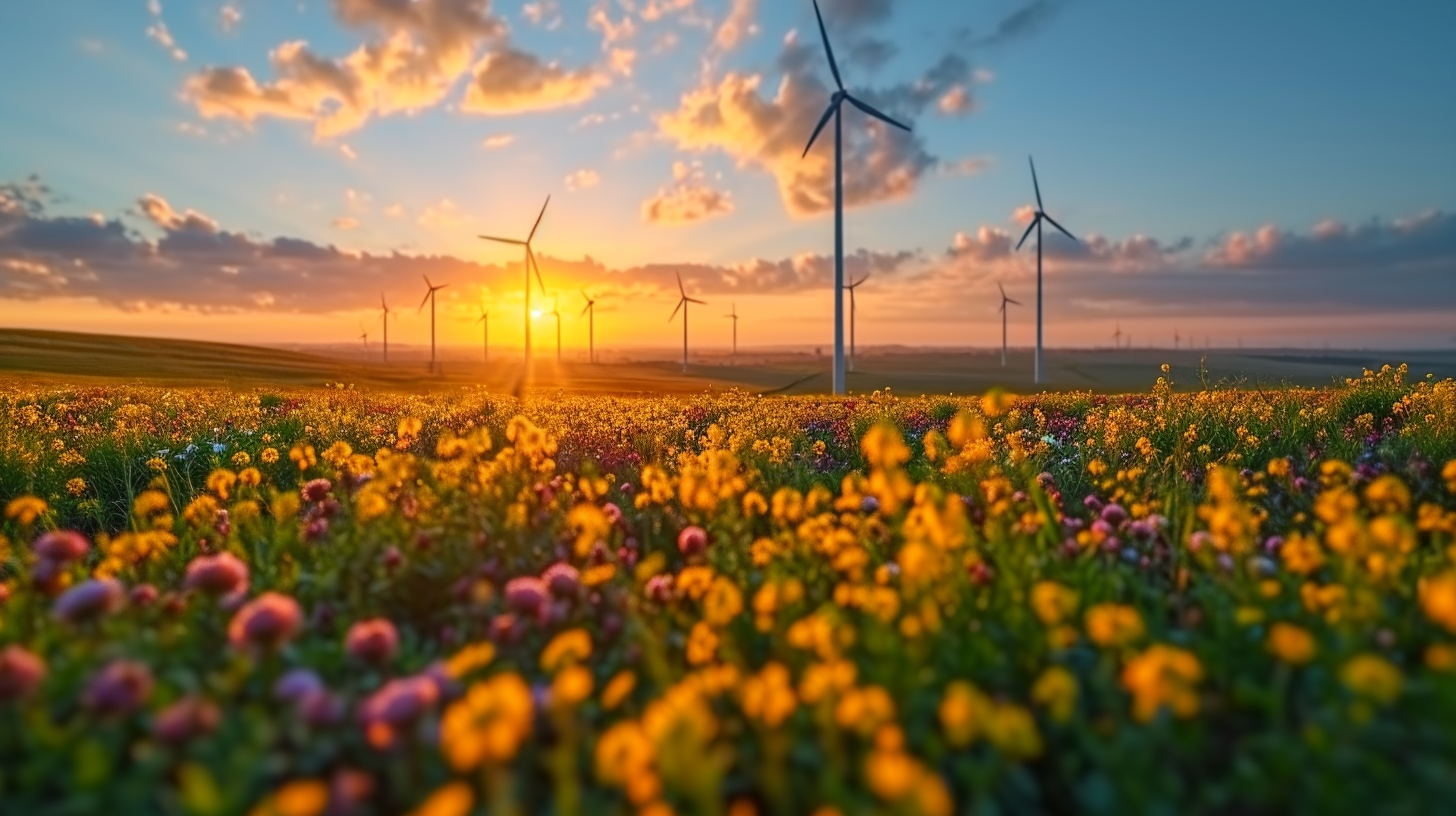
548, 294, 562, 363
379, 293, 391, 364
802, 0, 912, 395
476, 306, 489, 363
997, 283, 1021, 368
417, 276, 448, 374
1015, 156, 1078, 385
580, 290, 597, 364
359, 323, 369, 351
669, 271, 705, 374
725, 303, 739, 365
1174, 327, 1181, 350
1113, 323, 1123, 350
845, 274, 870, 372
479, 196, 549, 368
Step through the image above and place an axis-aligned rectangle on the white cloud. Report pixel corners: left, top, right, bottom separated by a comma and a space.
481, 133, 515, 149
565, 169, 601, 191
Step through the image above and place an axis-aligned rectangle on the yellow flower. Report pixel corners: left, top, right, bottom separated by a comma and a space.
1340, 654, 1402, 705
4, 496, 47, 526
1419, 572, 1456, 633
1030, 666, 1078, 723
1364, 475, 1410, 514
1121, 644, 1203, 723
1444, 459, 1456, 494
551, 665, 594, 708
445, 641, 496, 680
1280, 533, 1325, 575
1031, 581, 1079, 626
740, 662, 797, 727
602, 670, 636, 710
938, 681, 988, 747
66, 477, 87, 497
439, 672, 534, 769
249, 780, 328, 816
861, 423, 911, 471
540, 628, 592, 672
702, 576, 744, 627
1266, 623, 1317, 665
1426, 644, 1456, 673
984, 703, 1043, 760
686, 621, 719, 666
595, 721, 654, 786
406, 782, 474, 816
799, 660, 856, 704
1085, 604, 1145, 649
261, 447, 280, 465
864, 749, 918, 800
835, 685, 895, 735
980, 389, 1016, 418
207, 469, 238, 500
231, 451, 252, 467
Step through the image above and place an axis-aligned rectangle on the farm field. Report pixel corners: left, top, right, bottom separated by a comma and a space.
1, 346, 1455, 815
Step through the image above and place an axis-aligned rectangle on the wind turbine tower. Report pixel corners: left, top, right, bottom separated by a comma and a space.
476, 307, 489, 363
379, 293, 391, 364
1015, 156, 1079, 385
997, 283, 1021, 368
417, 276, 449, 374
725, 303, 739, 365
669, 271, 705, 374
801, 0, 912, 395
845, 274, 869, 373
580, 290, 597, 364
479, 196, 549, 369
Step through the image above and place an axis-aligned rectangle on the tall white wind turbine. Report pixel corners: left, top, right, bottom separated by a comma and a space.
417, 276, 449, 373
997, 283, 1021, 368
669, 271, 705, 374
479, 197, 549, 368
1015, 156, 1078, 385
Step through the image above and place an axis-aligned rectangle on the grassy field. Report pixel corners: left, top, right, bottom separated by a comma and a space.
4, 328, 1455, 395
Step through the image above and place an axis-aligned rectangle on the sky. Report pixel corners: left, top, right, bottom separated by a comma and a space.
1, 0, 1454, 354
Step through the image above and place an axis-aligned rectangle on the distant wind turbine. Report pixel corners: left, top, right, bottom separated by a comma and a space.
476, 306, 489, 363
725, 302, 739, 364
580, 290, 597, 364
845, 274, 870, 372
379, 293, 391, 364
1174, 327, 1181, 350
997, 283, 1021, 368
1015, 156, 1078, 385
548, 294, 562, 362
802, 0, 912, 395
479, 196, 549, 368
417, 276, 448, 374
359, 323, 369, 351
669, 271, 706, 374
1113, 323, 1122, 350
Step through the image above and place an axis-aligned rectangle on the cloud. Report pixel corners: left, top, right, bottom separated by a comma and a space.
941, 156, 991, 176
481, 133, 515, 149
977, 0, 1071, 46
136, 193, 220, 234
339, 143, 359, 160
146, 21, 188, 62
937, 85, 973, 115
521, 0, 563, 29
417, 199, 470, 231
461, 49, 609, 114
333, 217, 360, 230
658, 36, 971, 217
184, 0, 507, 139
641, 162, 734, 225
640, 0, 695, 22
565, 169, 601, 191
713, 0, 759, 53
848, 38, 896, 71
220, 4, 242, 33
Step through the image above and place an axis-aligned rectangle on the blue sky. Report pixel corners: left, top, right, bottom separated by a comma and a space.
1, 0, 1454, 350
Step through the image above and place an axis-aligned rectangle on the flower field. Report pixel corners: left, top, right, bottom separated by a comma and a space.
3, 364, 1456, 815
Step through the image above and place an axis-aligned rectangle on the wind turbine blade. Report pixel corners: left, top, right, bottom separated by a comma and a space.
1044, 214, 1078, 242
997, 282, 1006, 298
845, 94, 911, 132
529, 248, 546, 295
436, 284, 449, 291
381, 292, 387, 311
687, 298, 707, 305
423, 275, 434, 289
850, 273, 870, 288
676, 270, 686, 298
669, 299, 684, 322
580, 304, 591, 317
811, 0, 843, 90
1006, 298, 1022, 305
581, 288, 591, 303
802, 100, 838, 158
478, 235, 525, 245
528, 195, 550, 242
1015, 217, 1038, 251
417, 291, 431, 312
1029, 155, 1043, 212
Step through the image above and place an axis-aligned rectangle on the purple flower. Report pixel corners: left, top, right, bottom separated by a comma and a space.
302, 478, 333, 503
53, 578, 125, 624
153, 695, 221, 746
505, 577, 548, 615
274, 668, 325, 703
358, 676, 439, 730
32, 530, 91, 562
185, 552, 249, 596
345, 618, 400, 666
228, 592, 303, 651
1100, 503, 1128, 528
84, 660, 153, 716
542, 563, 581, 597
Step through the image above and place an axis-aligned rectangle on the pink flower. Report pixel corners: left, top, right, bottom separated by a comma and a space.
52, 578, 125, 624
84, 660, 153, 716
358, 676, 438, 730
184, 552, 249, 596
302, 478, 333, 503
0, 646, 46, 701
153, 695, 221, 746
505, 577, 548, 615
129, 584, 159, 607
228, 592, 304, 651
645, 574, 674, 603
328, 769, 376, 816
677, 525, 708, 556
32, 530, 91, 562
345, 618, 399, 666
541, 563, 581, 597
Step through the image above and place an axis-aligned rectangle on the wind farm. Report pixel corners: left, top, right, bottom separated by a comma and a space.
2, 2, 1453, 813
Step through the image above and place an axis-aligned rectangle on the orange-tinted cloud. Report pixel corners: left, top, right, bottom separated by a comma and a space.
641, 162, 734, 225
461, 49, 609, 114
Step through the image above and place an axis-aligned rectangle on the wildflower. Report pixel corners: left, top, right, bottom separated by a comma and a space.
541, 562, 581, 597
1280, 533, 1325, 575
1031, 665, 1078, 723
1085, 604, 1145, 649
0, 646, 46, 701
550, 665, 594, 708
505, 577, 548, 615
1266, 623, 1317, 665
938, 681, 988, 747
1444, 459, 1456, 494
274, 669, 326, 704
229, 592, 304, 651
595, 720, 654, 786
864, 749, 919, 801
835, 685, 895, 736
1121, 644, 1203, 722
439, 672, 533, 769
444, 641, 497, 680
301, 478, 332, 503
405, 782, 473, 816
740, 662, 797, 727
52, 578, 125, 624
153, 695, 221, 746
84, 659, 154, 716
1030, 581, 1079, 626
686, 621, 719, 665
602, 670, 636, 710
261, 447, 280, 465
985, 703, 1043, 760
360, 675, 440, 740
32, 529, 90, 562
249, 779, 330, 816
66, 477, 87, 496
540, 628, 592, 672
1341, 654, 1402, 705
1419, 572, 1456, 633
1364, 475, 1411, 514
208, 468, 238, 500
678, 525, 708, 556
703, 576, 744, 627
185, 552, 249, 596
345, 618, 400, 666
5, 496, 48, 526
